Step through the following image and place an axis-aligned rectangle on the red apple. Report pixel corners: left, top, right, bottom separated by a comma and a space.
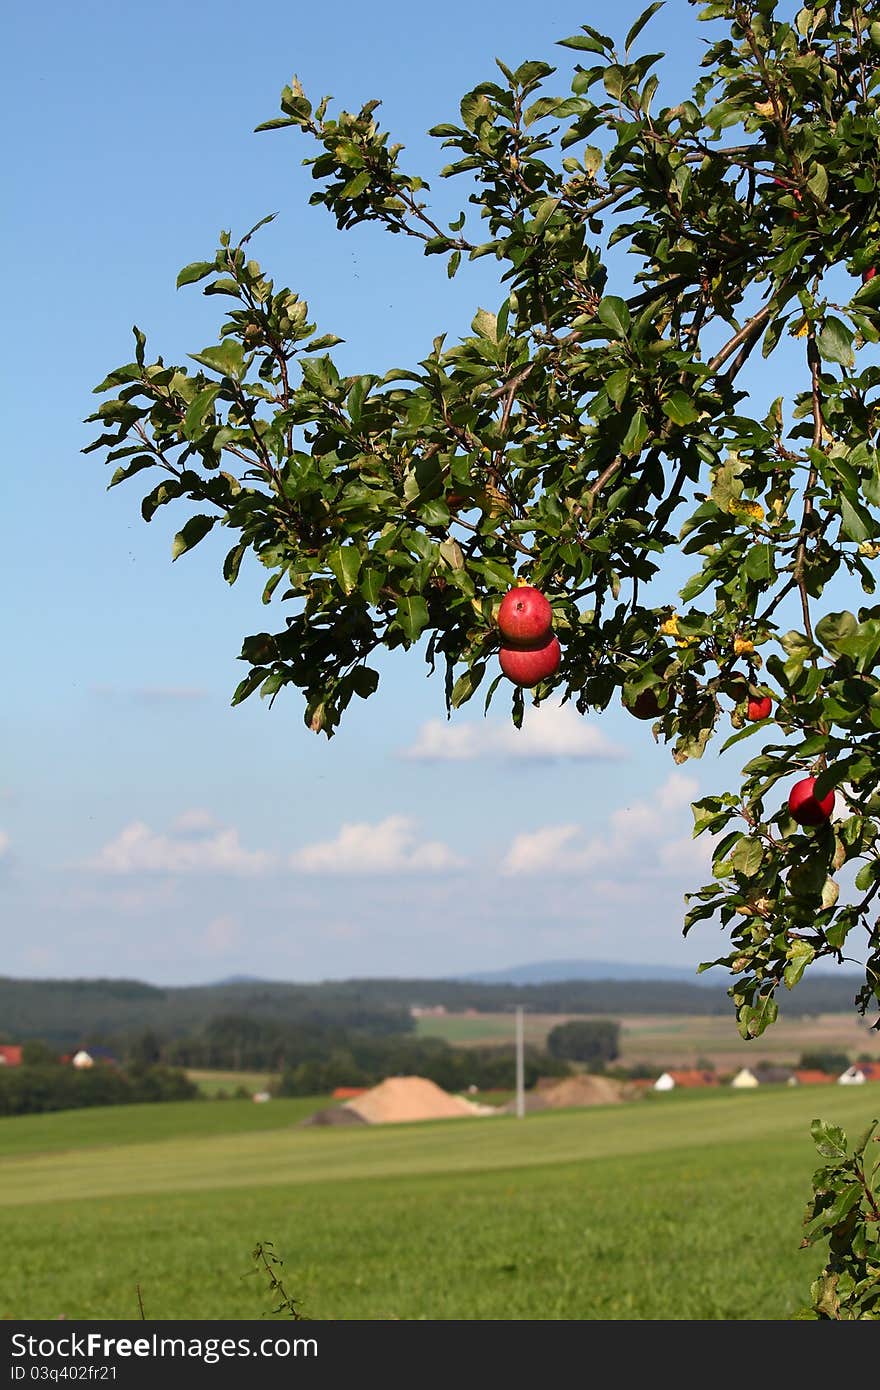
788, 776, 835, 827
623, 688, 664, 720
747, 695, 772, 721
497, 585, 553, 645
864, 267, 876, 283
499, 633, 561, 687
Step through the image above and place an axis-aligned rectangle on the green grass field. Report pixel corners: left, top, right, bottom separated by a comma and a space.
2, 1085, 878, 1320
415, 1010, 880, 1071
185, 1069, 278, 1097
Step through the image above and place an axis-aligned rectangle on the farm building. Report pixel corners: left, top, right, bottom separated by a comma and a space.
653, 1069, 718, 1091
68, 1046, 118, 1068
838, 1062, 880, 1084
753, 1065, 796, 1085
0, 1045, 22, 1067
792, 1069, 835, 1086
331, 1086, 368, 1100
730, 1068, 760, 1089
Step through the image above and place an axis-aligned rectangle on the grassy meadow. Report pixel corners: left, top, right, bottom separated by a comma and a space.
2, 1084, 879, 1320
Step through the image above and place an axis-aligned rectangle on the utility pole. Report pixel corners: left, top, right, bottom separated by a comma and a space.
515, 1006, 525, 1119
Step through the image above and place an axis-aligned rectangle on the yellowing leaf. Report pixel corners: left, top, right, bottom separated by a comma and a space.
733, 635, 755, 656
659, 614, 680, 636
727, 498, 765, 524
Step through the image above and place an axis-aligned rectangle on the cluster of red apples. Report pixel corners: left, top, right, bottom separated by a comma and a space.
494, 585, 835, 829
496, 584, 561, 688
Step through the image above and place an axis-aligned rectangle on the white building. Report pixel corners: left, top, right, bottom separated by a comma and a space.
730, 1068, 760, 1089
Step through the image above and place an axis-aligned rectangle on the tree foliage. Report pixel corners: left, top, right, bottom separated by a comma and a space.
794, 1117, 880, 1318
87, 0, 880, 1039
546, 1018, 621, 1064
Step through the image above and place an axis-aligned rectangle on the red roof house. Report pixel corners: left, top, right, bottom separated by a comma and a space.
793, 1069, 835, 1086
653, 1069, 718, 1091
331, 1086, 368, 1100
0, 1045, 22, 1067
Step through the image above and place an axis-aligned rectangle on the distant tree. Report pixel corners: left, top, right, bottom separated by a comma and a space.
798, 1049, 851, 1075
127, 1030, 163, 1068
20, 1040, 59, 1066
546, 1019, 620, 1066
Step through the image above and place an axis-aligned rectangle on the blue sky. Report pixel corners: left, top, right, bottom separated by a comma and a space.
2, 2, 858, 986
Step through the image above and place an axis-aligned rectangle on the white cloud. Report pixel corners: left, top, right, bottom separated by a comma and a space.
403, 701, 626, 762
290, 814, 463, 875
501, 773, 707, 878
200, 915, 241, 954
0, 831, 9, 858
82, 820, 273, 876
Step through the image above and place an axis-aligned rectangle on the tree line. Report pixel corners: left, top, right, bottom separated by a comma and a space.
0, 972, 866, 1051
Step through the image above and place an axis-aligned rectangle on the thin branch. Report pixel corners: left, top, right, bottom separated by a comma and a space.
706, 302, 776, 376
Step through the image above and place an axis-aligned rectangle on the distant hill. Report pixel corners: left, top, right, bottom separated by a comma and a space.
457, 959, 714, 985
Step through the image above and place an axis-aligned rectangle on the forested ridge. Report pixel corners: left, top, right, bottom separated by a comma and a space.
0, 971, 865, 1048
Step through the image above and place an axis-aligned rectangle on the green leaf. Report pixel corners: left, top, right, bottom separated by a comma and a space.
817, 316, 855, 369
811, 1119, 848, 1161
451, 662, 486, 708
439, 538, 465, 571
328, 545, 362, 595
176, 262, 215, 289
107, 455, 155, 489
744, 544, 776, 583
189, 342, 246, 381
728, 837, 763, 876
557, 33, 609, 53
597, 296, 631, 338
350, 667, 380, 700
625, 2, 665, 52
395, 596, 430, 643
784, 940, 815, 989
839, 495, 875, 543
223, 541, 248, 585
183, 384, 221, 439
661, 391, 700, 426
815, 611, 857, 654
471, 307, 498, 342
621, 408, 648, 457
172, 514, 217, 561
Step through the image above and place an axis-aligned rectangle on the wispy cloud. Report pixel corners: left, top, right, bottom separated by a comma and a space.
501, 773, 707, 877
90, 685, 209, 704
290, 814, 463, 875
199, 915, 241, 954
403, 701, 626, 762
81, 818, 273, 876
171, 809, 221, 835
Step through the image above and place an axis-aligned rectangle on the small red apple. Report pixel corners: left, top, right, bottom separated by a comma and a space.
623, 688, 664, 720
747, 695, 772, 721
863, 267, 876, 283
497, 585, 553, 645
499, 633, 561, 687
788, 776, 835, 827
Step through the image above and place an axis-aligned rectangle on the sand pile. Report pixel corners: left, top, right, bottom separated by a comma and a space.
344, 1075, 495, 1124
502, 1074, 626, 1113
